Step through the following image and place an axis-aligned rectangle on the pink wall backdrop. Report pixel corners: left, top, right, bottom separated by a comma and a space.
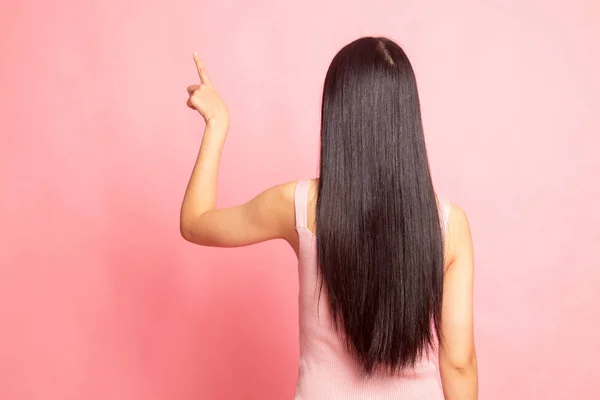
1, 0, 599, 399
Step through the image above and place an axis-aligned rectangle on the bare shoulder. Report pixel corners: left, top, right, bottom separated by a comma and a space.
263, 180, 297, 206
258, 181, 297, 226
445, 201, 474, 269
448, 202, 470, 231
261, 180, 300, 245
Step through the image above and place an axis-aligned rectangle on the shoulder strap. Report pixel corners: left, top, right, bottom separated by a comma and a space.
294, 180, 310, 229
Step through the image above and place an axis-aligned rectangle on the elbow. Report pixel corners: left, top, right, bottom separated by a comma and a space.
441, 350, 478, 374
180, 213, 202, 244
180, 221, 193, 242
179, 219, 194, 242
180, 212, 219, 246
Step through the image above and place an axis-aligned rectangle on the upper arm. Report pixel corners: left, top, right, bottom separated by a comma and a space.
180, 181, 297, 247
439, 202, 476, 369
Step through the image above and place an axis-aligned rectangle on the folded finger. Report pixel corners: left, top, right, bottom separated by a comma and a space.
187, 84, 200, 95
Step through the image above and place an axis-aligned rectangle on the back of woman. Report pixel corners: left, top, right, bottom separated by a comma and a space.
293, 179, 451, 400
180, 37, 477, 399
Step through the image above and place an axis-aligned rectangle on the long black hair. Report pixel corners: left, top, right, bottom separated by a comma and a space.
316, 37, 444, 375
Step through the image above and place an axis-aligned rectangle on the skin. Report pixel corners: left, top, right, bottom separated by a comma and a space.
181, 53, 478, 399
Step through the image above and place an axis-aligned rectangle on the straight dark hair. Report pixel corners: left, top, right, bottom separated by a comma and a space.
316, 37, 444, 375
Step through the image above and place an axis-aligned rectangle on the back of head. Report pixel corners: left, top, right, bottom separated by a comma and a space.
316, 37, 444, 375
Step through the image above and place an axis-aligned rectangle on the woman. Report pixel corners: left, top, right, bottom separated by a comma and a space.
181, 37, 477, 399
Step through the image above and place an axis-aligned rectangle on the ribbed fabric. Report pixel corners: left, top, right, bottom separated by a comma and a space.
293, 180, 450, 400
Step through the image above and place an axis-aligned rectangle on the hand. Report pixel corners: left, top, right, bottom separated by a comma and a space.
187, 53, 229, 129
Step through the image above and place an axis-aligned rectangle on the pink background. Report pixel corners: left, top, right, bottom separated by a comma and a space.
1, 0, 599, 399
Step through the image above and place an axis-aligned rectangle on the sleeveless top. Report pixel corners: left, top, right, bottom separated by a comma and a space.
293, 180, 451, 400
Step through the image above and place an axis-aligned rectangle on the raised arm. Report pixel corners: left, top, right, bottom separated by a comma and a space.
180, 179, 296, 247
439, 203, 478, 399
179, 53, 295, 248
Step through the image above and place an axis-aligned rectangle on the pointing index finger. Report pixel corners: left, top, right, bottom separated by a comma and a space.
193, 52, 202, 76
193, 52, 212, 87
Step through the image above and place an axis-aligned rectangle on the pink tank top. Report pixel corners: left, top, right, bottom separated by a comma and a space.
293, 180, 451, 400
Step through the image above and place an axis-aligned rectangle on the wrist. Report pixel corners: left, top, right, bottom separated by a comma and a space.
202, 121, 228, 147
206, 115, 230, 131
204, 117, 228, 133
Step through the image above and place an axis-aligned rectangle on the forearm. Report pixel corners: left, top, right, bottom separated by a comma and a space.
181, 122, 227, 222
440, 356, 478, 400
